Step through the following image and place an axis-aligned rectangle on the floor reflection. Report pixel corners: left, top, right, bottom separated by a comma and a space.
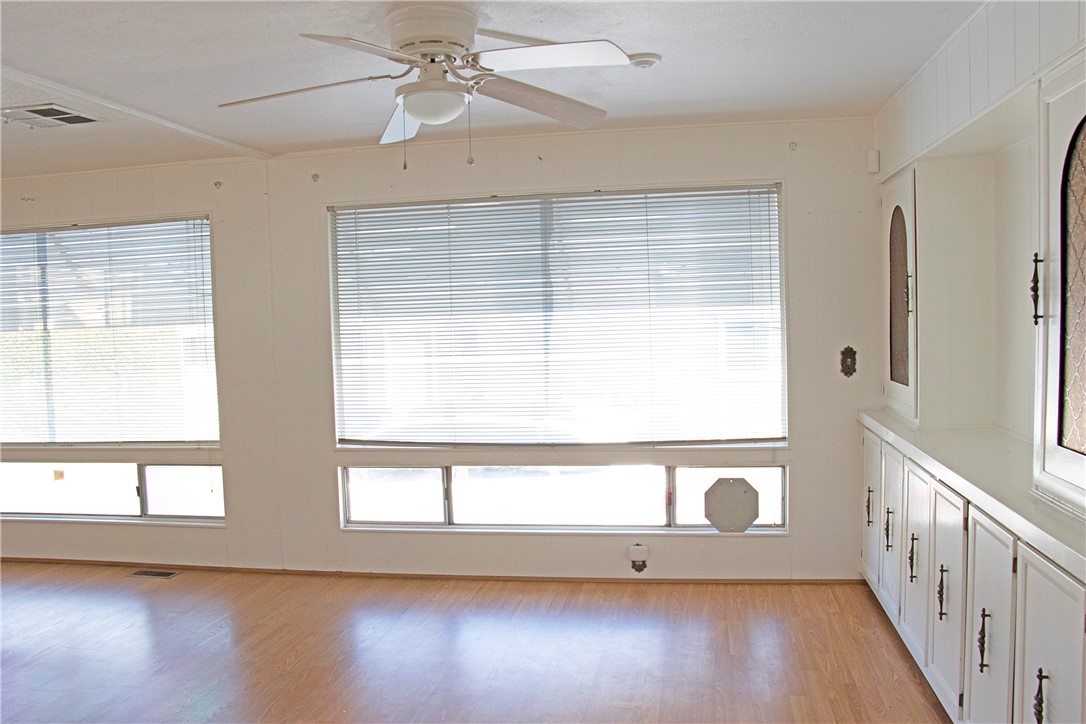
2, 565, 237, 722
2, 564, 947, 723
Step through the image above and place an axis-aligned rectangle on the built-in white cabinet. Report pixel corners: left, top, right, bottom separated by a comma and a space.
861, 428, 884, 587
962, 509, 1086, 724
860, 420, 1086, 723
1035, 62, 1086, 515
901, 459, 933, 663
881, 169, 918, 425
928, 481, 968, 717
863, 9, 1085, 719
963, 508, 1016, 724
877, 443, 906, 620
1014, 544, 1086, 724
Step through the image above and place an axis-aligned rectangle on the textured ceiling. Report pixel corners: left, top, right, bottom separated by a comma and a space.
1, 1, 982, 177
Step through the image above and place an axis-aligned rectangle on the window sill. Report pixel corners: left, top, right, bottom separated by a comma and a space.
336, 440, 790, 451
0, 514, 225, 528
0, 444, 223, 464
340, 524, 788, 536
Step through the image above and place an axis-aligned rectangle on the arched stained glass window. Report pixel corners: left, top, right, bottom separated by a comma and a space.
889, 205, 910, 385
1058, 116, 1086, 455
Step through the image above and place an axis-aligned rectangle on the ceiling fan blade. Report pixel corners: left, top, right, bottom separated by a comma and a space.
300, 33, 418, 65
380, 104, 422, 145
476, 77, 606, 129
219, 74, 396, 108
476, 27, 556, 47
466, 40, 630, 73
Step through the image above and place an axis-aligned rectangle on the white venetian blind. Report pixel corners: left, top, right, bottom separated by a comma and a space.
0, 218, 218, 443
332, 187, 785, 445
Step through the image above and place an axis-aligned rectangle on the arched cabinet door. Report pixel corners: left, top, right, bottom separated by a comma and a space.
1036, 64, 1086, 516
882, 167, 918, 423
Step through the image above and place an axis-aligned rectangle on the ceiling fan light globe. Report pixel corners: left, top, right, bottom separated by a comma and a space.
403, 91, 468, 125
397, 83, 470, 125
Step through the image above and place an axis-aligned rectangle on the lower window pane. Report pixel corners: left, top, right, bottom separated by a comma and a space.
0, 462, 139, 515
143, 465, 225, 517
452, 465, 665, 526
674, 466, 785, 527
345, 467, 445, 523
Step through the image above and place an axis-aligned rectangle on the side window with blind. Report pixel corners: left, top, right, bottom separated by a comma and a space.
0, 218, 225, 519
331, 186, 788, 530
331, 186, 786, 446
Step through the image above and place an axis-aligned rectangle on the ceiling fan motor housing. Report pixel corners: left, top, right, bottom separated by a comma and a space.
385, 4, 477, 60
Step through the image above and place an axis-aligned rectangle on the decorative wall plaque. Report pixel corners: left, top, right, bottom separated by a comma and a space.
841, 346, 857, 377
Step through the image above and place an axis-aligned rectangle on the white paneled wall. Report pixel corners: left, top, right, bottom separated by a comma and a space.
1, 119, 883, 579
876, 0, 1085, 178
992, 139, 1037, 440
988, 1, 1017, 102
970, 7, 991, 115
914, 158, 997, 429
946, 29, 972, 132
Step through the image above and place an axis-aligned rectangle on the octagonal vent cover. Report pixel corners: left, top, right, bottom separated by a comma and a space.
704, 477, 759, 532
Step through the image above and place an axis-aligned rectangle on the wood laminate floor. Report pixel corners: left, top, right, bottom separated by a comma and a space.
1, 561, 948, 723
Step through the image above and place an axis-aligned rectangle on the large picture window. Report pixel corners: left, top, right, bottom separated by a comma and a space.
1, 217, 218, 443
331, 186, 785, 446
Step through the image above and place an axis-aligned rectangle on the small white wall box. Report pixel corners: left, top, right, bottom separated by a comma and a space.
704, 477, 759, 532
628, 544, 648, 572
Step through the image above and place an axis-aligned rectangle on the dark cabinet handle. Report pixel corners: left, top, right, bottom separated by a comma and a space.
884, 508, 893, 551
865, 487, 873, 526
905, 272, 913, 316
1034, 667, 1049, 723
908, 533, 918, 582
1032, 253, 1044, 325
936, 564, 948, 620
977, 608, 990, 672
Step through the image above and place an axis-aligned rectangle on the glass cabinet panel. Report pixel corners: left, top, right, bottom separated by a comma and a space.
890, 205, 911, 385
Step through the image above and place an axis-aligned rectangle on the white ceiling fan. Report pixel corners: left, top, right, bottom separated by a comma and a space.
219, 4, 661, 144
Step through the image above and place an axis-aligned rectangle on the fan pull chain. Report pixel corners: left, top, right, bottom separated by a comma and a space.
466, 100, 475, 167
402, 110, 408, 172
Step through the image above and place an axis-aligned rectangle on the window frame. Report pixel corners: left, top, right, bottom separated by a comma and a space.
1, 460, 226, 523
1035, 66, 1086, 517
339, 463, 788, 533
1, 214, 224, 522
329, 183, 789, 449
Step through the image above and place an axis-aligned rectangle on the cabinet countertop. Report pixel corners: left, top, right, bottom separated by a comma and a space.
859, 409, 1085, 582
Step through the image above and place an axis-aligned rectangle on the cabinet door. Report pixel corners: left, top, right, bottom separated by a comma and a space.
877, 444, 906, 620
927, 481, 967, 719
963, 508, 1015, 724
882, 168, 918, 423
1014, 544, 1086, 724
862, 429, 883, 587
1036, 62, 1086, 514
900, 459, 933, 664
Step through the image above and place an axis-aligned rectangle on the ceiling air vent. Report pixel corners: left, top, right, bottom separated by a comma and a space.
2, 104, 100, 129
